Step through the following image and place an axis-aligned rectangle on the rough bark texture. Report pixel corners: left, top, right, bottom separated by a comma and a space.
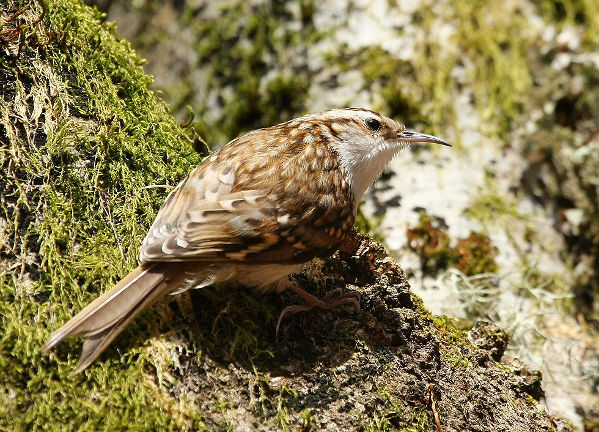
0, 1, 571, 430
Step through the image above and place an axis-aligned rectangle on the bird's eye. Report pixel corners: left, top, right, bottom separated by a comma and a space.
365, 118, 381, 132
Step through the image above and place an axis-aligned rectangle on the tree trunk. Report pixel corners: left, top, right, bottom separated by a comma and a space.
0, 1, 569, 430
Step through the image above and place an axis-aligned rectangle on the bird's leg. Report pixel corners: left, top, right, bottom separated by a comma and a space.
276, 282, 360, 335
320, 287, 362, 302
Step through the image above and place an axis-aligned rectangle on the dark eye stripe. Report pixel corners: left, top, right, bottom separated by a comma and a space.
365, 118, 381, 132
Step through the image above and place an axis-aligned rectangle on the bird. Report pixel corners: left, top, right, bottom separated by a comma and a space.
42, 108, 450, 373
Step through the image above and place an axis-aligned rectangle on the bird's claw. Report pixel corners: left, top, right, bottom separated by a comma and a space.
321, 287, 362, 303
275, 287, 360, 336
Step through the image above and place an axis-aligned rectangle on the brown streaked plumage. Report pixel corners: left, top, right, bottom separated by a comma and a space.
43, 108, 450, 373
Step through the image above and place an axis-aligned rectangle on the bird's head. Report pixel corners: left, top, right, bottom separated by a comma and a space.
304, 108, 451, 204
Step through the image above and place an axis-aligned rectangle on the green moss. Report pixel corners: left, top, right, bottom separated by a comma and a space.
411, 294, 435, 324
539, 0, 599, 41
324, 1, 545, 144
184, 2, 316, 146
361, 387, 432, 432
104, 0, 320, 146
275, 385, 300, 431
299, 409, 315, 431
198, 288, 276, 363
359, 47, 424, 125
354, 203, 385, 243
431, 316, 473, 368
448, 2, 533, 135
431, 315, 469, 346
453, 233, 499, 275
442, 352, 470, 368
414, 294, 477, 365
0, 0, 205, 429
362, 410, 431, 432
465, 194, 522, 225
516, 0, 599, 324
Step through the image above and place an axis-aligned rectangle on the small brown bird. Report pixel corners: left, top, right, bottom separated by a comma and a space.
43, 108, 450, 373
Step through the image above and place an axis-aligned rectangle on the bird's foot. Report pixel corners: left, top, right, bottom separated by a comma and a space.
276, 284, 360, 335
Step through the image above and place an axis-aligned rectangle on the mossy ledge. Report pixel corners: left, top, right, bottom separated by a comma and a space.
1, 1, 568, 430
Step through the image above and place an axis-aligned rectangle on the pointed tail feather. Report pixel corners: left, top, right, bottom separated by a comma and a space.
43, 262, 190, 373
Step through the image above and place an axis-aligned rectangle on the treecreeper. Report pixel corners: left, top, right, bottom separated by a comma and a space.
43, 108, 451, 373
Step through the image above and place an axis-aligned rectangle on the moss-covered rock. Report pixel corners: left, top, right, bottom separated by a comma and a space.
0, 1, 570, 430
1, 0, 202, 428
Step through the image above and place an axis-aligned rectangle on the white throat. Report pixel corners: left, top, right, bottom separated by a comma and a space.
333, 135, 408, 211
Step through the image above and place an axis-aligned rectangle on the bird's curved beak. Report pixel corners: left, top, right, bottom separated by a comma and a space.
397, 130, 451, 147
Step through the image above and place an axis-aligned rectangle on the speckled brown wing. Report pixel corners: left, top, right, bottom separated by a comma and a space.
140, 125, 355, 264
141, 189, 282, 262
140, 149, 278, 262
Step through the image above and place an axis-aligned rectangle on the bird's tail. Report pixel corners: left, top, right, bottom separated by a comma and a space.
43, 262, 190, 374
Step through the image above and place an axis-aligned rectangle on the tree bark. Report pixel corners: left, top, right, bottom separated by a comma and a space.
0, 1, 569, 430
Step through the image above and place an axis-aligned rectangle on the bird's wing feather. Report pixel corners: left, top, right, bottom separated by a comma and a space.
141, 189, 282, 262
140, 129, 352, 263
140, 150, 287, 262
